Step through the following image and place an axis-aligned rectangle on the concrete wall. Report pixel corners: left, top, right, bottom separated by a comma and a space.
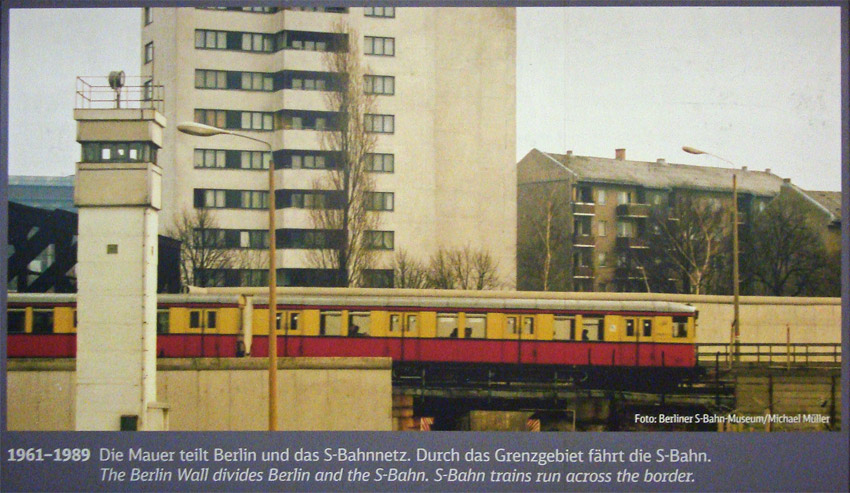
7, 357, 392, 431
686, 296, 840, 345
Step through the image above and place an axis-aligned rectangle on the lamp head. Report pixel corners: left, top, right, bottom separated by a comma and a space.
682, 146, 706, 155
177, 122, 227, 137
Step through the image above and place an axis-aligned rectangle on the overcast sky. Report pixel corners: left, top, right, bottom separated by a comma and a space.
7, 6, 843, 191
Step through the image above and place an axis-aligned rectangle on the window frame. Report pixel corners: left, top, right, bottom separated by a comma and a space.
364, 36, 395, 56
144, 41, 154, 64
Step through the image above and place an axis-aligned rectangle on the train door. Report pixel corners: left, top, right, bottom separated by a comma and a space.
282, 311, 300, 356
390, 312, 419, 361
189, 309, 218, 356
508, 314, 536, 364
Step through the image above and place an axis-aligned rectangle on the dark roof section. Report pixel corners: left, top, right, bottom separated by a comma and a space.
803, 190, 841, 221
537, 150, 787, 196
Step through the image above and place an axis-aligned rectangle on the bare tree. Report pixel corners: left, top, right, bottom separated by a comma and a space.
745, 192, 830, 296
426, 248, 456, 289
649, 195, 730, 294
516, 182, 572, 291
422, 246, 501, 290
308, 20, 380, 287
392, 250, 429, 289
470, 249, 501, 290
167, 208, 235, 287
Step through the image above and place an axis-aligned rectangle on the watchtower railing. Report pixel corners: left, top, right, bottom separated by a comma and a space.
75, 75, 163, 111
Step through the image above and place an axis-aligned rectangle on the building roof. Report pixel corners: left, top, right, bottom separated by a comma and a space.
803, 190, 842, 222
536, 150, 787, 197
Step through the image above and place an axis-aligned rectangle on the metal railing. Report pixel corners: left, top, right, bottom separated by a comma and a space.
75, 75, 163, 111
696, 343, 841, 367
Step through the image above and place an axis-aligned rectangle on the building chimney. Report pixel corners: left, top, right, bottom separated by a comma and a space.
742, 166, 747, 171
615, 148, 626, 160
765, 168, 771, 174
566, 150, 573, 157
657, 158, 666, 165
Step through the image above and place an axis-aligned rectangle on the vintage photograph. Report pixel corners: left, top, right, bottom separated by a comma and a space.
5, 5, 841, 435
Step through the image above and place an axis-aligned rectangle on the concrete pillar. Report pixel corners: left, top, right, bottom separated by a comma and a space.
73, 108, 167, 430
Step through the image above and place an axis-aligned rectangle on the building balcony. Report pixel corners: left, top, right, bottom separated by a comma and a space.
572, 266, 594, 278
614, 267, 647, 281
572, 202, 595, 216
616, 203, 650, 218
615, 236, 649, 249
573, 234, 595, 248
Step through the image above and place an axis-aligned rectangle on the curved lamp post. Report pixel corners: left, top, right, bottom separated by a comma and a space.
682, 146, 740, 364
178, 122, 279, 430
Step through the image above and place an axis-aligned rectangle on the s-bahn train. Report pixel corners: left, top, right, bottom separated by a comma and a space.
6, 288, 699, 386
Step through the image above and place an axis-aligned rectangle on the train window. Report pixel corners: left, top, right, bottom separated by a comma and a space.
32, 309, 54, 334
207, 311, 217, 330
522, 317, 534, 335
288, 312, 299, 331
625, 319, 635, 337
405, 314, 417, 334
506, 316, 518, 335
437, 314, 458, 338
190, 310, 201, 329
73, 309, 77, 328
553, 317, 573, 340
673, 316, 688, 338
581, 317, 602, 341
642, 319, 652, 337
390, 314, 401, 332
349, 313, 370, 336
466, 315, 486, 339
320, 312, 342, 336
156, 310, 170, 334
7, 310, 26, 333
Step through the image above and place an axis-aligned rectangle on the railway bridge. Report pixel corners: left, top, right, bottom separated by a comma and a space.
391, 343, 841, 431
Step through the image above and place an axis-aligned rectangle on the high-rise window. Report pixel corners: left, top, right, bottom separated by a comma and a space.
144, 7, 153, 25
365, 231, 394, 250
194, 149, 270, 170
364, 75, 395, 95
365, 7, 395, 18
194, 189, 269, 209
144, 42, 154, 63
365, 192, 394, 211
364, 36, 395, 56
364, 114, 394, 133
365, 153, 394, 172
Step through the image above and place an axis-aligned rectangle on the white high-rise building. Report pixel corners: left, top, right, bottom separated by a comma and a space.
142, 6, 516, 288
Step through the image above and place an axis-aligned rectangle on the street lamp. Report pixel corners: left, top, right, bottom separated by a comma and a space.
178, 122, 280, 430
682, 146, 740, 363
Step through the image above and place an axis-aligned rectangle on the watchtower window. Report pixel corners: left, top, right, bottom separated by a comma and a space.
81, 142, 157, 164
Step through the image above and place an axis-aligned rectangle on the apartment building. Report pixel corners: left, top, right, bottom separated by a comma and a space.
516, 148, 837, 293
141, 6, 516, 288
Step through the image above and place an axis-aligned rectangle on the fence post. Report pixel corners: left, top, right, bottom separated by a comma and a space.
786, 325, 791, 370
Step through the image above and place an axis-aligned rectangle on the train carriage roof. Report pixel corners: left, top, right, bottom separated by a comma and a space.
7, 289, 697, 315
